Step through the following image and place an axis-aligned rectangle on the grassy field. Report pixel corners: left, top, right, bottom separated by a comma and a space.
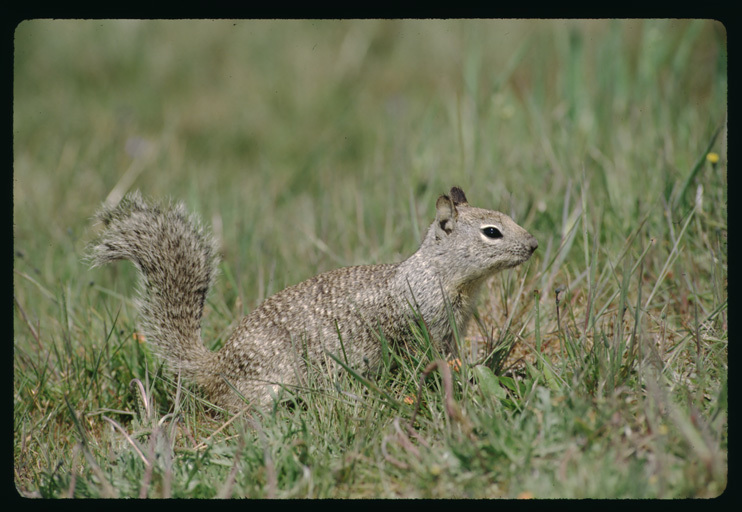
13, 19, 727, 498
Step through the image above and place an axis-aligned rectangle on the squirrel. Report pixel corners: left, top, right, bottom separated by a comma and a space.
89, 187, 538, 411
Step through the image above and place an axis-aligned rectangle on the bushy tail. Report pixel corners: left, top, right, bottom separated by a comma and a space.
89, 191, 219, 381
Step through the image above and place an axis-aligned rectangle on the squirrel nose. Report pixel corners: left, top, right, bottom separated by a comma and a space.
528, 236, 538, 252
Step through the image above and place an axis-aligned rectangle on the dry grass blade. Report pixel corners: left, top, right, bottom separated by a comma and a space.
409, 359, 472, 437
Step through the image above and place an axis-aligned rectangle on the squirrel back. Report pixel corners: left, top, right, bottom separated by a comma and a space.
90, 187, 537, 410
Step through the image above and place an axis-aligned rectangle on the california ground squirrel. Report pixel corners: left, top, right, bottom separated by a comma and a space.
90, 187, 537, 411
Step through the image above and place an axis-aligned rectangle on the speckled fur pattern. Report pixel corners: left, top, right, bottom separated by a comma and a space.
89, 188, 537, 411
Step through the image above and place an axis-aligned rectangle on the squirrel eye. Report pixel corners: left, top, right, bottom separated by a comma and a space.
482, 226, 503, 239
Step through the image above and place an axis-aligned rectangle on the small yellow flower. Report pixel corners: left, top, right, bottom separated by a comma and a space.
706, 152, 720, 165
133, 332, 146, 343
448, 358, 462, 372
403, 395, 415, 405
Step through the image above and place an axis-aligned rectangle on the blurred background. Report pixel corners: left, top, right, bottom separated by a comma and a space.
13, 19, 726, 295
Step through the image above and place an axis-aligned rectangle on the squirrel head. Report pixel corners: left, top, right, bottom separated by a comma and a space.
431, 187, 538, 283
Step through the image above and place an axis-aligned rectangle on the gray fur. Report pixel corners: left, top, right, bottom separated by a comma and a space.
89, 187, 537, 410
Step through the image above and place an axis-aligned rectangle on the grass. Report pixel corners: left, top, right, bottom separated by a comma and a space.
13, 19, 727, 498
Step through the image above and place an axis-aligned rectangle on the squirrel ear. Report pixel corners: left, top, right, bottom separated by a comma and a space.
435, 194, 458, 236
449, 187, 468, 206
